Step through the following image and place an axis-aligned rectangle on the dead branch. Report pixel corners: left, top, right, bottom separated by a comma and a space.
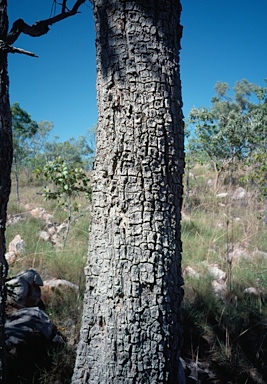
9, 46, 38, 57
6, 0, 86, 45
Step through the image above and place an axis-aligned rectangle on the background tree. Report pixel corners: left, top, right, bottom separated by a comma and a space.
186, 79, 262, 190
72, 0, 184, 382
44, 134, 94, 169
11, 102, 38, 202
0, 1, 86, 381
243, 80, 267, 220
25, 120, 54, 173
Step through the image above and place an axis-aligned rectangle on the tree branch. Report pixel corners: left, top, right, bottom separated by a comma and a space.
9, 46, 38, 57
6, 0, 86, 45
0, 40, 37, 57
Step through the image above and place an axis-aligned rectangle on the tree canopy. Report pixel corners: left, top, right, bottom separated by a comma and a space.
186, 79, 267, 191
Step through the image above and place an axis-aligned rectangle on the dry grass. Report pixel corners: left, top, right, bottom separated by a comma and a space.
6, 164, 267, 383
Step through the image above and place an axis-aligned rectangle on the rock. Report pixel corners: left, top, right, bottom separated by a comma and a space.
216, 192, 228, 198
6, 214, 26, 226
243, 287, 260, 296
232, 186, 246, 200
43, 278, 79, 292
5, 307, 54, 348
41, 279, 79, 310
234, 217, 241, 222
56, 223, 67, 234
5, 251, 17, 265
8, 235, 25, 256
39, 230, 50, 242
183, 358, 217, 383
30, 207, 53, 223
228, 247, 251, 263
47, 225, 57, 236
39, 222, 67, 247
5, 307, 62, 384
7, 269, 43, 309
212, 280, 227, 301
183, 266, 200, 279
208, 264, 226, 282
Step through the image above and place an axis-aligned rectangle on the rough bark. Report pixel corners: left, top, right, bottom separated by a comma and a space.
73, 0, 184, 383
0, 1, 12, 382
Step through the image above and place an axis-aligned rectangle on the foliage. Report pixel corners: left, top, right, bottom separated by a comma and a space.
35, 157, 91, 246
186, 79, 266, 190
11, 102, 39, 201
44, 134, 94, 170
10, 101, 95, 196
242, 81, 267, 200
24, 120, 54, 171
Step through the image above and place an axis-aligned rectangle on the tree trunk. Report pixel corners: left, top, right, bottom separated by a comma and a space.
0, 1, 13, 382
73, 1, 184, 383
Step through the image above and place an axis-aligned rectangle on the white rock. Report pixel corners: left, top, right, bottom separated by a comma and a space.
232, 187, 246, 200
208, 264, 226, 282
234, 217, 241, 222
8, 235, 25, 256
39, 231, 50, 242
212, 280, 227, 300
30, 207, 52, 223
56, 223, 67, 234
30, 207, 46, 218
216, 192, 228, 198
47, 225, 57, 236
243, 287, 260, 296
183, 266, 200, 279
5, 251, 17, 265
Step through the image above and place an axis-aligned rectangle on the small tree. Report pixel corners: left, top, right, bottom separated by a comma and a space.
35, 157, 91, 247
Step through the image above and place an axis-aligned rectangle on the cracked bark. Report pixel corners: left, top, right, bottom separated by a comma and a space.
73, 0, 184, 383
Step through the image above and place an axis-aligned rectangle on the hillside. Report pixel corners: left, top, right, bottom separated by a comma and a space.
5, 164, 267, 383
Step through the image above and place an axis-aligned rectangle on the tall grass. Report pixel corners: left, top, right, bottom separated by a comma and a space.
6, 175, 90, 383
182, 164, 267, 382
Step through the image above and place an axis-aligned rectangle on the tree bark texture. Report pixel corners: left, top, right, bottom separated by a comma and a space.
73, 0, 184, 382
0, 1, 12, 382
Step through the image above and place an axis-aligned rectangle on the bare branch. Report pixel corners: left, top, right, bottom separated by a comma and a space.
0, 40, 37, 57
6, 0, 86, 45
9, 46, 38, 57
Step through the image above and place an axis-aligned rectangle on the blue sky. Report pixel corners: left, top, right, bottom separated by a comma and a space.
7, 0, 267, 142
